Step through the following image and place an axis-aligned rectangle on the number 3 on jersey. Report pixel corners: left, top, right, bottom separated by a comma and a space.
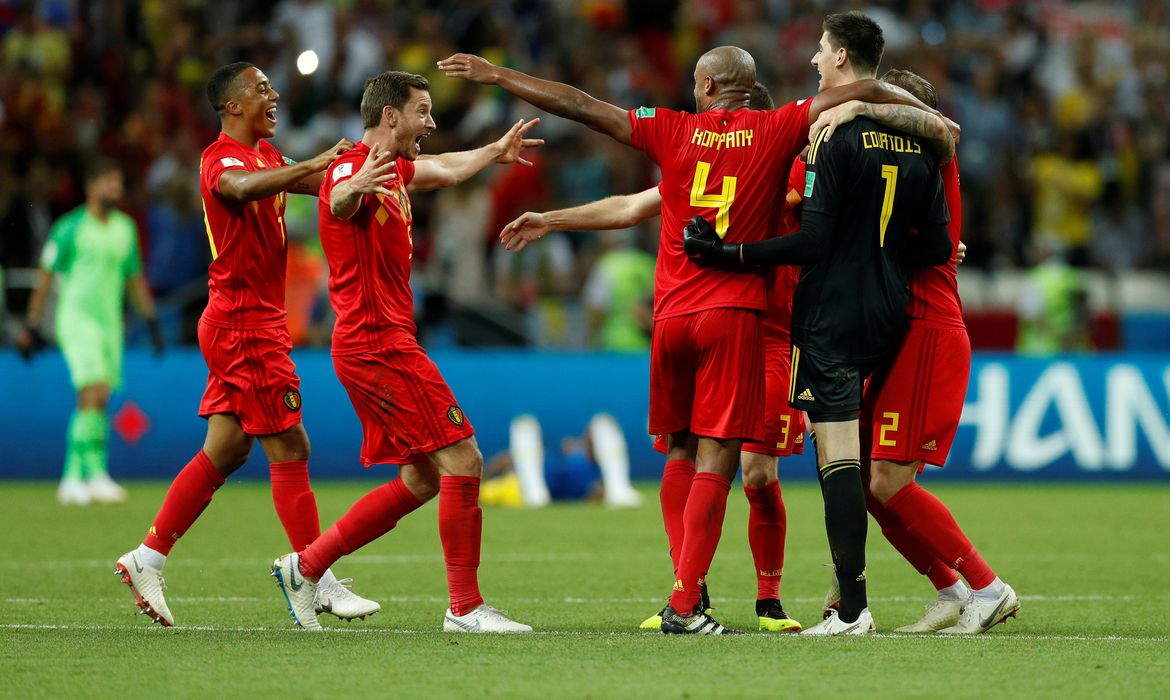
690, 161, 736, 239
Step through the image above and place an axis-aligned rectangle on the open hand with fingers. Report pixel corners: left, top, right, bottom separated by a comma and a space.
499, 212, 549, 252
494, 119, 544, 167
436, 54, 501, 84
808, 100, 864, 144
348, 143, 398, 196
308, 138, 355, 171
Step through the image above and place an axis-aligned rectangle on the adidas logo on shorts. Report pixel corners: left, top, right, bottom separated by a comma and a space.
921, 440, 938, 451
797, 388, 815, 401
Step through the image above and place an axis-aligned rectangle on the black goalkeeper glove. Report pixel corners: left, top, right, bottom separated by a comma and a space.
146, 317, 165, 357
682, 215, 741, 267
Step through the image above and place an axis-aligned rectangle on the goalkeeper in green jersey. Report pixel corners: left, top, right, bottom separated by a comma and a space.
18, 158, 163, 505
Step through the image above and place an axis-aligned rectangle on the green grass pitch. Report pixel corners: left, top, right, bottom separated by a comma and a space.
2, 480, 1168, 698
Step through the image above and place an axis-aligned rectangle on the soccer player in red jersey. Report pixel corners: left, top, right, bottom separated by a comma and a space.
440, 45, 941, 633
270, 71, 541, 632
816, 69, 1019, 634
115, 62, 377, 627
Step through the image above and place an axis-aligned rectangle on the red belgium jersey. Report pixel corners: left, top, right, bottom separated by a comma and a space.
906, 156, 964, 328
199, 133, 289, 330
318, 142, 418, 355
629, 100, 813, 320
761, 156, 808, 342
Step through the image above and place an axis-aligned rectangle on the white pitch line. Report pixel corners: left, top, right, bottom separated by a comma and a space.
1, 623, 1168, 643
8, 593, 1170, 607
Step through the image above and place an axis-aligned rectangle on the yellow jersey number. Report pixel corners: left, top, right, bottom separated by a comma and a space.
878, 165, 897, 247
690, 161, 737, 239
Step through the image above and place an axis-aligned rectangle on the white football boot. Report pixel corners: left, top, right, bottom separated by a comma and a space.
894, 597, 966, 633
315, 575, 381, 621
443, 604, 533, 633
88, 474, 127, 505
801, 607, 876, 636
271, 553, 321, 630
58, 477, 91, 506
940, 584, 1020, 634
115, 551, 174, 626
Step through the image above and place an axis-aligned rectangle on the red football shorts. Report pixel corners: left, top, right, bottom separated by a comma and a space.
649, 308, 765, 443
332, 342, 475, 466
744, 334, 806, 457
198, 321, 303, 436
861, 323, 970, 467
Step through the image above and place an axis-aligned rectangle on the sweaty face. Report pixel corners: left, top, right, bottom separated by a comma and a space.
230, 67, 280, 138
811, 32, 843, 92
393, 88, 436, 161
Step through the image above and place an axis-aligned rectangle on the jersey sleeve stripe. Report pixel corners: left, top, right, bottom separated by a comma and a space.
808, 126, 830, 165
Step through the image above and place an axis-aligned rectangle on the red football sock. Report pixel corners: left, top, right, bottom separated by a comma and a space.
668, 472, 731, 613
144, 451, 225, 555
744, 479, 786, 600
660, 459, 695, 574
270, 459, 321, 552
884, 482, 996, 589
866, 494, 958, 590
299, 478, 422, 580
439, 475, 485, 616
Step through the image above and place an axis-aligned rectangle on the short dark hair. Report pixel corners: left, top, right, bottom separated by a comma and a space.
881, 69, 937, 109
206, 62, 256, 114
823, 12, 884, 77
360, 71, 430, 129
83, 157, 121, 184
748, 82, 774, 110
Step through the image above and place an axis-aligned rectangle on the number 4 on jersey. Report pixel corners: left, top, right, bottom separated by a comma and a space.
690, 161, 736, 239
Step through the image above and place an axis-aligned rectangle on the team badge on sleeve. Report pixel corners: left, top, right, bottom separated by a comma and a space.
804, 171, 816, 197
220, 157, 245, 168
447, 405, 465, 426
282, 389, 302, 411
634, 107, 656, 119
333, 162, 353, 181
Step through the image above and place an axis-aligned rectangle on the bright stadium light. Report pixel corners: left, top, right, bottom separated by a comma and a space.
297, 50, 319, 76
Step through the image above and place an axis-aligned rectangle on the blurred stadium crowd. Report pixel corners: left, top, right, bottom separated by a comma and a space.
1, 0, 1169, 351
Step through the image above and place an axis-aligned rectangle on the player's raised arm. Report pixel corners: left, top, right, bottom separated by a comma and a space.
438, 53, 632, 146
501, 187, 662, 252
218, 138, 353, 203
329, 143, 398, 220
410, 118, 544, 192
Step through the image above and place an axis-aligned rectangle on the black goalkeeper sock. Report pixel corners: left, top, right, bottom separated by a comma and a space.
819, 459, 868, 623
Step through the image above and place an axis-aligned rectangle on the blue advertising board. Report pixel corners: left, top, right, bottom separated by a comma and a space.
1, 351, 1168, 480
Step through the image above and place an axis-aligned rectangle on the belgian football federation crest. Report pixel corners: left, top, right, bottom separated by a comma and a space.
283, 389, 302, 411
447, 405, 464, 426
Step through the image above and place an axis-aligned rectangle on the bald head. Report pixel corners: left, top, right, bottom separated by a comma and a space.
693, 46, 757, 112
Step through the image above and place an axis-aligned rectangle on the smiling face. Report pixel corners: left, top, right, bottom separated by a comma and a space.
388, 87, 436, 160
228, 67, 280, 139
810, 31, 845, 92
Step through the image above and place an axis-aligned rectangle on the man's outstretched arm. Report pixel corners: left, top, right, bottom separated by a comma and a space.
438, 54, 632, 146
500, 187, 661, 252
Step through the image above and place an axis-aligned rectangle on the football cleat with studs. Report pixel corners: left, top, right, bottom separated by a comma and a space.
756, 598, 802, 633
115, 551, 173, 627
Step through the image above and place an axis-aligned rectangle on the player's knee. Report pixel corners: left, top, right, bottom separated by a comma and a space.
741, 458, 777, 488
436, 438, 483, 478
402, 470, 440, 502
868, 468, 907, 504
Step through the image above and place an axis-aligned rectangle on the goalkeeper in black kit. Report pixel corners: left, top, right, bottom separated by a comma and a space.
685, 115, 951, 635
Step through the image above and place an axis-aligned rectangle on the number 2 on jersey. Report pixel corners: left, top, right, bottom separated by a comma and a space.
690, 161, 737, 239
878, 165, 898, 247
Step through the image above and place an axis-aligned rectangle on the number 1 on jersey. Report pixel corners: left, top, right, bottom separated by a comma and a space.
879, 165, 898, 247
690, 161, 737, 239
